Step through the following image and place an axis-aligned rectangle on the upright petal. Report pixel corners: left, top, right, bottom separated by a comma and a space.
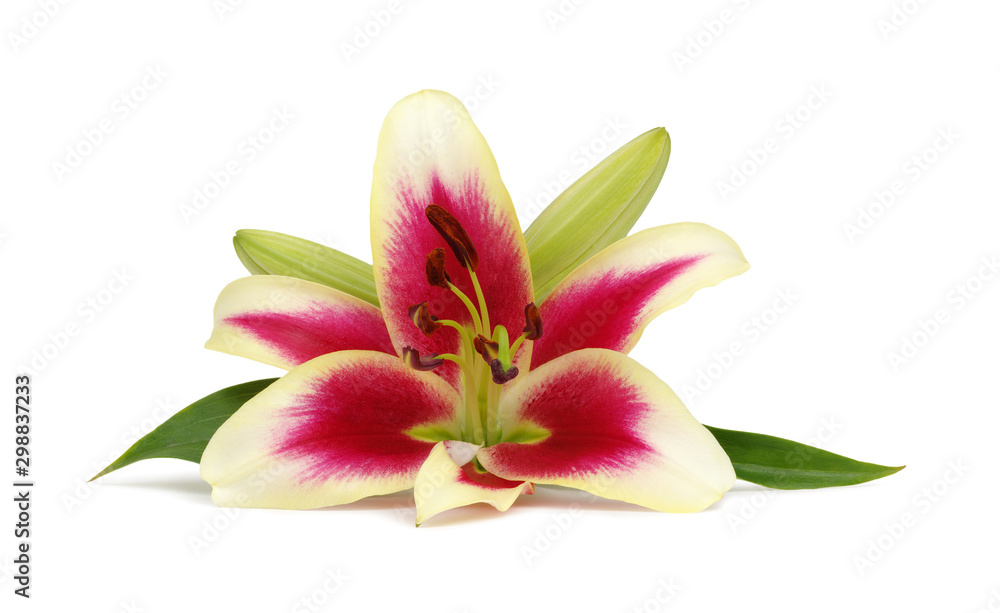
205, 276, 395, 370
477, 349, 735, 512
370, 90, 533, 387
200, 351, 462, 509
530, 223, 748, 368
413, 441, 526, 525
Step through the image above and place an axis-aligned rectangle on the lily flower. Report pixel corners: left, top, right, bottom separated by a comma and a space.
200, 90, 750, 524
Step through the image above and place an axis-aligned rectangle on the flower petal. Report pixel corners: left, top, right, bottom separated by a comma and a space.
200, 350, 462, 509
477, 349, 735, 512
413, 441, 526, 525
370, 90, 533, 388
530, 223, 749, 368
205, 276, 395, 370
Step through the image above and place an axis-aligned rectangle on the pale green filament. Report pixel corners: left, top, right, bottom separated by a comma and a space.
436, 318, 472, 348
468, 268, 491, 334
508, 331, 530, 357
447, 282, 483, 336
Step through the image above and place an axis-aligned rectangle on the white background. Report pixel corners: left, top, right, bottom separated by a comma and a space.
2, 1, 998, 611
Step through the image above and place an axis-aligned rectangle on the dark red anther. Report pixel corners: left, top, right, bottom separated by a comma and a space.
489, 359, 519, 384
402, 346, 444, 372
522, 302, 542, 340
408, 302, 441, 336
425, 205, 479, 271
473, 334, 500, 363
425, 248, 451, 289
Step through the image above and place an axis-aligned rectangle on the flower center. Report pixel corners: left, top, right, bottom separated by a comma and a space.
402, 205, 541, 446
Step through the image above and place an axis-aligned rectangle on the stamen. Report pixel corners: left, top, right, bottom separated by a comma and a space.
489, 359, 519, 385
474, 328, 519, 385
522, 302, 542, 340
425, 205, 479, 271
408, 301, 442, 336
425, 249, 451, 289
401, 346, 444, 371
509, 302, 542, 356
473, 334, 500, 362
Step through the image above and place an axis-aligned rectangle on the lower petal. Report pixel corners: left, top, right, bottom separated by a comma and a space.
200, 350, 462, 509
478, 349, 735, 512
414, 441, 526, 525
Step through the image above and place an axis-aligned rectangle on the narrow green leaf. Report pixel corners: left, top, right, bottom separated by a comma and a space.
705, 425, 904, 489
91, 378, 278, 481
526, 127, 671, 302
234, 229, 380, 307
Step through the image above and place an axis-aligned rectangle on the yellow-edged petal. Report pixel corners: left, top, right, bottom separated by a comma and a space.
478, 348, 735, 512
200, 350, 461, 509
531, 223, 748, 368
413, 441, 526, 526
369, 90, 533, 389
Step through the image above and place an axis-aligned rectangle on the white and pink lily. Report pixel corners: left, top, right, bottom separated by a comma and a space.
200, 90, 750, 524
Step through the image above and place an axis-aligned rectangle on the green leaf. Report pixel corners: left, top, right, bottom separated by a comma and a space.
525, 127, 671, 302
234, 229, 380, 307
91, 378, 278, 481
705, 425, 904, 489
